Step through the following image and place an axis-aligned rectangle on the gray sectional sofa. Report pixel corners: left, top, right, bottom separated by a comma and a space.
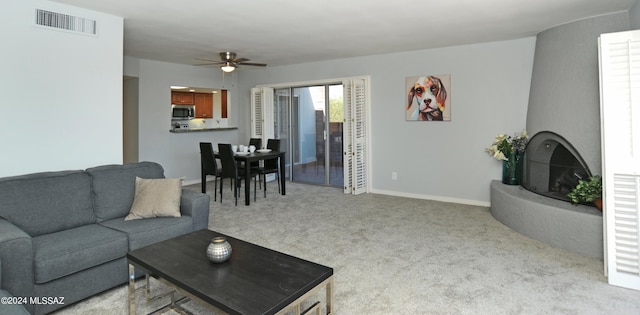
0, 162, 210, 314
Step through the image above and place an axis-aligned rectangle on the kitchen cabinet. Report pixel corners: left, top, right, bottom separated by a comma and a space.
194, 93, 213, 118
171, 91, 194, 105
221, 90, 228, 118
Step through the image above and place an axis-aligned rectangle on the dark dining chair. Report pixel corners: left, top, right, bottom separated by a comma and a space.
218, 143, 257, 205
249, 138, 262, 150
248, 137, 263, 187
249, 137, 262, 167
256, 139, 281, 197
199, 142, 221, 201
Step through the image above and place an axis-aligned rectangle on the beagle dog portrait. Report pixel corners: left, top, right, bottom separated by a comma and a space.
406, 75, 449, 121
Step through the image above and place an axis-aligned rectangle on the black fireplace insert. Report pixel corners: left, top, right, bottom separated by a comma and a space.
521, 131, 592, 202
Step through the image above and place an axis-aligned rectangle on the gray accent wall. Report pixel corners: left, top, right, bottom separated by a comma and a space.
526, 12, 630, 176
631, 0, 640, 30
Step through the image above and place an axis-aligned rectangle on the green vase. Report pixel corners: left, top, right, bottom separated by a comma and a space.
502, 151, 524, 185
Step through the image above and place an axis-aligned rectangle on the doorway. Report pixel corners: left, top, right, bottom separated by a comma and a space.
274, 84, 344, 187
253, 77, 367, 194
123, 76, 139, 164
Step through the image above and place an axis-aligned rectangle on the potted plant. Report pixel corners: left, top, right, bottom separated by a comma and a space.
567, 175, 603, 210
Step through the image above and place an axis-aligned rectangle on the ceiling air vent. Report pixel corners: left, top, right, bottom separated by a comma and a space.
35, 9, 97, 35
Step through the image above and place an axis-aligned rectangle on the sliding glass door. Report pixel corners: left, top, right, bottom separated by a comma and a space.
275, 84, 343, 187
273, 88, 291, 181
327, 84, 344, 187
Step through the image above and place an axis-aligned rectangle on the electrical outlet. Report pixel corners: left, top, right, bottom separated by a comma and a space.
392, 172, 398, 180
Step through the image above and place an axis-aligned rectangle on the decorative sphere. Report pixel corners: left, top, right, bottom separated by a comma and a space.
207, 237, 232, 263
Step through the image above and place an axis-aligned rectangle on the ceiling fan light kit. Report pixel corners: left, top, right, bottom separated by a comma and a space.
221, 62, 236, 73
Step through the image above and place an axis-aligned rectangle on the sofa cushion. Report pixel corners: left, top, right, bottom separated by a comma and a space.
87, 162, 165, 222
100, 216, 192, 251
33, 224, 128, 284
125, 177, 182, 220
0, 170, 95, 237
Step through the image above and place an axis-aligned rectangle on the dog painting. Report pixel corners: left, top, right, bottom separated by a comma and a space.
406, 75, 451, 121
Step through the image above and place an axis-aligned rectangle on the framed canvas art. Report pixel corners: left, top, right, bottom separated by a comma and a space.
406, 75, 451, 121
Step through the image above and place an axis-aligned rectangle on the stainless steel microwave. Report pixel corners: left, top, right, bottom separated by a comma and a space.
171, 105, 195, 120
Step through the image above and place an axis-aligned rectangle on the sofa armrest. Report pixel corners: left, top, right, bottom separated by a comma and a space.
0, 289, 30, 315
180, 189, 210, 231
0, 219, 35, 304
0, 257, 30, 315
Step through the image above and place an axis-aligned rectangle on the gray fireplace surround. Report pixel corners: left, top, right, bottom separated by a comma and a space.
490, 180, 602, 259
492, 13, 630, 261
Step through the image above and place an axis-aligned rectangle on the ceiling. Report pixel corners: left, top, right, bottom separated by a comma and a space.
51, 0, 635, 68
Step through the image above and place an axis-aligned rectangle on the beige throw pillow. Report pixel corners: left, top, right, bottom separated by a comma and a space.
125, 177, 182, 221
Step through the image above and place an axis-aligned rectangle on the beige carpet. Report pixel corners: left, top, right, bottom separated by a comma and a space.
55, 181, 640, 314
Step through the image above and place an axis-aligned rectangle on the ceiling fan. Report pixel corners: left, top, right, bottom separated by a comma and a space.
194, 52, 267, 73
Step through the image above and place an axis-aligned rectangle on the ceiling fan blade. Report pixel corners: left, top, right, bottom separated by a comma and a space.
193, 57, 225, 66
239, 62, 267, 67
193, 62, 224, 66
196, 52, 266, 68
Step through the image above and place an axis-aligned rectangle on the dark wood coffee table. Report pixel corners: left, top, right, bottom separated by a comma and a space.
127, 229, 334, 315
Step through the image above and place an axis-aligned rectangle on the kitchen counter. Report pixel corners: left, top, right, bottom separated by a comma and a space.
170, 127, 238, 133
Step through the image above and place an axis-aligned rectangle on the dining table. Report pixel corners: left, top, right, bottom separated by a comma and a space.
215, 150, 286, 205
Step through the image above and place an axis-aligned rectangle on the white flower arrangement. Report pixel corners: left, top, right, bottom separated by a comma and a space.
485, 130, 529, 161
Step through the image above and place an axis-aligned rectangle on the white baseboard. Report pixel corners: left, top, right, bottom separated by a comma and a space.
185, 175, 272, 188
182, 179, 200, 186
187, 179, 490, 207
370, 188, 490, 207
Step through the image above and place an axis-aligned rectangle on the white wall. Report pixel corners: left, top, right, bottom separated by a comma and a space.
123, 57, 241, 182
0, 0, 123, 177
238, 38, 536, 205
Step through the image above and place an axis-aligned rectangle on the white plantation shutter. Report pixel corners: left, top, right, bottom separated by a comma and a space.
251, 87, 274, 141
251, 87, 263, 138
343, 83, 353, 194
343, 78, 367, 195
263, 88, 275, 141
599, 30, 640, 290
610, 175, 640, 274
